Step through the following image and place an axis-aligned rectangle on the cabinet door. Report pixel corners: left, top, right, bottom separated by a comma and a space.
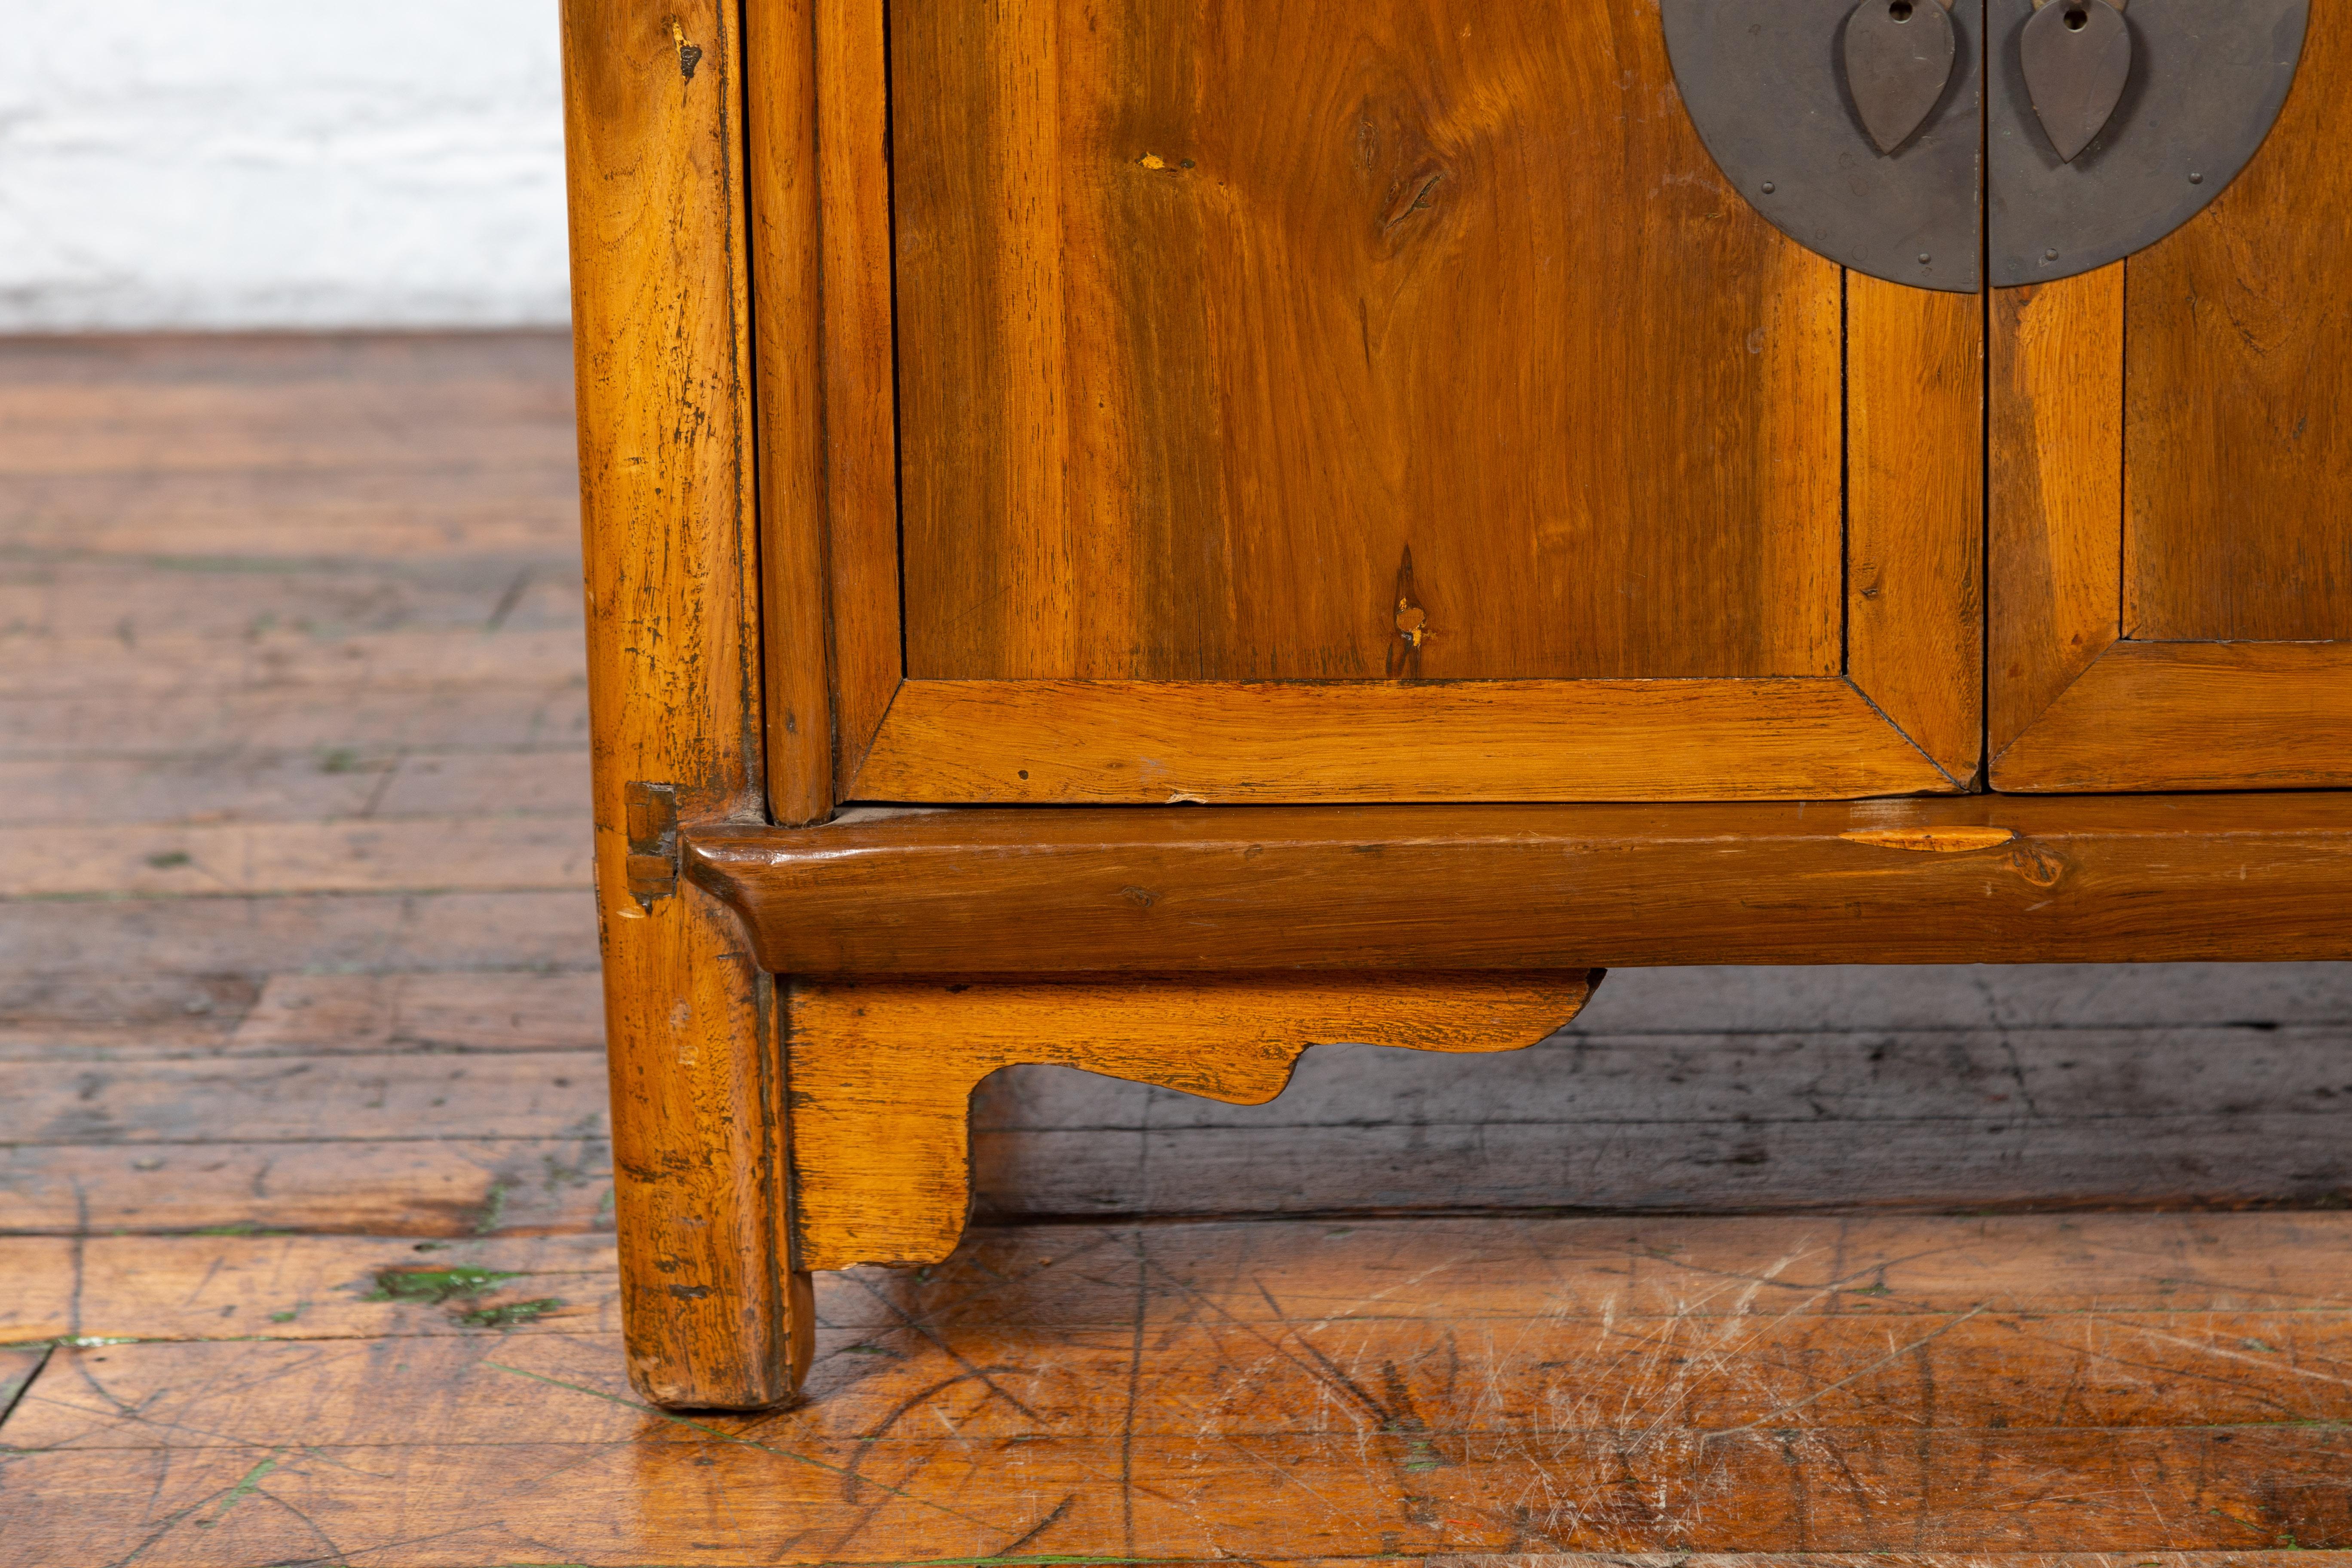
1991, 34, 2352, 791
818, 0, 1981, 805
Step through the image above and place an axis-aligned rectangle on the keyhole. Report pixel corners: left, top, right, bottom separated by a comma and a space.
1889, 0, 1914, 19
2064, 5, 2089, 28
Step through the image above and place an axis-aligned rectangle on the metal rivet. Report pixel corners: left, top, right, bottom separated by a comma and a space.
2189, 171, 2205, 184
1761, 182, 1776, 195
2046, 248, 2061, 261
1918, 253, 1932, 264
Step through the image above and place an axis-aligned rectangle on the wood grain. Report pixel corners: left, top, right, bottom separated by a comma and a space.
221, 971, 604, 1058
2, 1051, 606, 1145
2124, 17, 2352, 644
1989, 269, 2124, 760
787, 972, 1598, 1270
687, 793, 2352, 974
0, 333, 578, 475
3, 625, 586, 697
0, 1233, 620, 1345
0, 1349, 40, 1427
0, 751, 588, 832
5, 487, 579, 559
16, 1433, 2351, 1563
769, 1210, 2352, 1323
0, 891, 598, 979
974, 1017, 2352, 1222
1847, 275, 1982, 787
3, 1137, 610, 1238
4, 817, 588, 898
851, 678, 1954, 803
16, 1311, 2352, 1449
0, 973, 258, 1058
15, 1214, 2352, 1562
561, 0, 801, 1406
0, 681, 588, 757
890, 0, 1844, 686
1994, 641, 2352, 792
746, 0, 836, 825
813, 0, 903, 789
1992, 65, 2352, 792
13, 322, 2352, 1556
979, 1112, 2352, 1226
0, 557, 582, 644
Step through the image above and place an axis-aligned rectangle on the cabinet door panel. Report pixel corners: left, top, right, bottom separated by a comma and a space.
1992, 34, 2352, 791
2125, 22, 2352, 646
815, 0, 1980, 803
894, 0, 1841, 683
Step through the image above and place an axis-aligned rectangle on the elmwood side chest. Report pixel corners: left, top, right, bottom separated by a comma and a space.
559, 0, 2351, 1407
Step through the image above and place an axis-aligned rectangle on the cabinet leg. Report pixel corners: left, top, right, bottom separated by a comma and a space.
784, 971, 1603, 1273
563, 0, 820, 1409
605, 884, 812, 1408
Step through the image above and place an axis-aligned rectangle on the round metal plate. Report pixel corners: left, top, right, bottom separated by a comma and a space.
1989, 0, 2309, 285
1662, 0, 1984, 294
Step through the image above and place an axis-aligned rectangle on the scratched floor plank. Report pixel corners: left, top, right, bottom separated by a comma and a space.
13, 1306, 2352, 1444
0, 749, 591, 835
0, 1233, 624, 1345
218, 970, 607, 1057
0, 1136, 611, 1237
11, 1210, 2352, 1348
9, 1216, 2352, 1561
0, 1350, 43, 1421
1438, 1559, 2352, 1568
874, 1213, 2352, 1324
0, 890, 600, 978
4, 1050, 608, 1142
6, 1424, 2350, 1562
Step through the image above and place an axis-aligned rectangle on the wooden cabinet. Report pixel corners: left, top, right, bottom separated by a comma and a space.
559, 0, 2351, 1407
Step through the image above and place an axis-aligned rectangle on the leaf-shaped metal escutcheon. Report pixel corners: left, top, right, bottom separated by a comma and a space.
2022, 0, 2133, 162
1843, 0, 1959, 154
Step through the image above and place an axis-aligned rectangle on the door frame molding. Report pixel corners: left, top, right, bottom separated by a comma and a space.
773, 0, 1985, 809
1992, 270, 2352, 791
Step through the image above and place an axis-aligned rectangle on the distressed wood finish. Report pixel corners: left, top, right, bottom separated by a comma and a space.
859, 0, 1978, 804
975, 1023, 2352, 1223
893, 0, 1841, 683
812, 0, 901, 790
1992, 37, 2352, 790
561, 1, 803, 1406
1994, 641, 2352, 791
17, 1216, 2352, 1560
688, 794, 2352, 975
851, 678, 1954, 803
2, 1234, 622, 1345
34, 1316, 2352, 1449
567, 0, 2352, 1418
786, 972, 1599, 1270
1847, 276, 1983, 788
2125, 22, 2352, 643
1989, 270, 2124, 762
745, 0, 834, 826
12, 320, 2352, 1533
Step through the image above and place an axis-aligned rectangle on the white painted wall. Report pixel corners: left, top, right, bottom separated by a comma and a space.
0, 2, 570, 331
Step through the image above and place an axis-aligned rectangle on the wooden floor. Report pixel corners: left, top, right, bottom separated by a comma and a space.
6, 332, 2352, 1565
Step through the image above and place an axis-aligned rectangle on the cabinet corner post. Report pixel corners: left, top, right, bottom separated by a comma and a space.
562, 0, 807, 1408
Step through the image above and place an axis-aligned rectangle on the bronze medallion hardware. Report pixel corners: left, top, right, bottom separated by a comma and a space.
1665, 0, 2307, 290
1661, 0, 1983, 293
2019, 0, 2132, 162
1844, 0, 1962, 153
1988, 0, 2309, 285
